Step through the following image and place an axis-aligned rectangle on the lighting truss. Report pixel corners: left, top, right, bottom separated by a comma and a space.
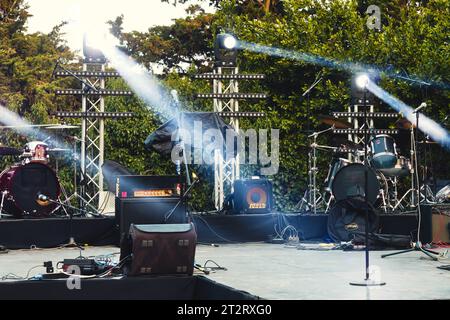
55, 71, 121, 78
332, 112, 399, 118
55, 89, 133, 96
217, 112, 265, 118
333, 128, 399, 135
53, 111, 134, 119
196, 93, 267, 99
193, 73, 265, 80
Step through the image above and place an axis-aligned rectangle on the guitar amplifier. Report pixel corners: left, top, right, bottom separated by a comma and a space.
232, 178, 274, 214
115, 175, 187, 241
123, 223, 197, 276
115, 175, 183, 199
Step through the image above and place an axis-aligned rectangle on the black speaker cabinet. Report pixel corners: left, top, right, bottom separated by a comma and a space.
116, 197, 188, 241
232, 179, 274, 214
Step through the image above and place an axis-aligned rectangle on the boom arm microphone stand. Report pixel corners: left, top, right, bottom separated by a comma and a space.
382, 104, 439, 260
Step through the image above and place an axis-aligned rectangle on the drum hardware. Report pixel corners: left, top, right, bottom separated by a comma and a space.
436, 185, 450, 203
393, 124, 418, 210
297, 126, 334, 213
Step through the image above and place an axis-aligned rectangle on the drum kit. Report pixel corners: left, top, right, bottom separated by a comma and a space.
0, 124, 79, 218
298, 115, 450, 213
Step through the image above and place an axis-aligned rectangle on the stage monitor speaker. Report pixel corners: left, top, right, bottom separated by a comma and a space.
122, 223, 197, 276
419, 204, 450, 244
116, 197, 188, 241
232, 179, 274, 214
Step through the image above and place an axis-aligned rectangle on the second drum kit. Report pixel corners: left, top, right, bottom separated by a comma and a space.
0, 124, 79, 218
298, 115, 450, 213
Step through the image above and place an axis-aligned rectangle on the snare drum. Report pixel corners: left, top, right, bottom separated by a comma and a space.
369, 135, 397, 169
324, 158, 352, 192
22, 141, 49, 163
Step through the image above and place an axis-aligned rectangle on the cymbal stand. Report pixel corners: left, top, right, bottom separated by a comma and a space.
394, 125, 417, 210
297, 126, 334, 213
0, 191, 12, 219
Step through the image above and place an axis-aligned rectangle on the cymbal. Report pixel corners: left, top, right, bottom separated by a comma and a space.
47, 148, 71, 152
395, 118, 414, 130
0, 146, 21, 156
330, 136, 362, 150
318, 115, 352, 129
46, 124, 79, 130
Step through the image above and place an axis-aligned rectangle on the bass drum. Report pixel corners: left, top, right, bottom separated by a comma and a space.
331, 163, 380, 205
0, 162, 60, 217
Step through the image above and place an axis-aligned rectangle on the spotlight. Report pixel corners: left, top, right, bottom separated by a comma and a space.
355, 73, 369, 89
351, 72, 376, 105
215, 33, 238, 67
220, 34, 237, 50
83, 33, 106, 63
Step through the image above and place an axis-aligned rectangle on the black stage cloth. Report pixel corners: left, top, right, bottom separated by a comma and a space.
0, 213, 417, 249
0, 276, 259, 300
144, 112, 232, 155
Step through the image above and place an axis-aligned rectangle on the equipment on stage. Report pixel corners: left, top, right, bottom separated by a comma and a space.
369, 135, 398, 169
0, 162, 60, 217
116, 196, 188, 239
436, 185, 450, 203
318, 115, 352, 129
324, 158, 351, 192
331, 163, 380, 205
231, 178, 274, 214
327, 199, 380, 242
115, 175, 183, 199
21, 141, 50, 163
122, 223, 196, 276
115, 175, 187, 240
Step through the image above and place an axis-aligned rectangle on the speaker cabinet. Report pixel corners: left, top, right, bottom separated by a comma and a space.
232, 179, 274, 214
116, 197, 187, 241
420, 204, 450, 244
124, 223, 197, 276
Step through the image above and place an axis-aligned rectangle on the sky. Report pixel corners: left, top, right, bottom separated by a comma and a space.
26, 0, 213, 54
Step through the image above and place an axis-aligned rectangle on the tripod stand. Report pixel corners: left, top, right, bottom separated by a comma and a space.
382, 104, 439, 261
297, 127, 334, 213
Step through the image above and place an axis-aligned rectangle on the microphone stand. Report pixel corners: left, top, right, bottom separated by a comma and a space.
381, 108, 439, 261
39, 195, 101, 249
350, 85, 386, 286
164, 179, 199, 223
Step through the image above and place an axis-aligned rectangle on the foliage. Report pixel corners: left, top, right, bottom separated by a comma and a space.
0, 0, 448, 212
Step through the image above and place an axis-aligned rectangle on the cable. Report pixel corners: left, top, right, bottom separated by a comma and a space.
1, 264, 43, 281
194, 215, 236, 243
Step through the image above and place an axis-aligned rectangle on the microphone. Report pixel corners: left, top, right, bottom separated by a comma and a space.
413, 102, 427, 114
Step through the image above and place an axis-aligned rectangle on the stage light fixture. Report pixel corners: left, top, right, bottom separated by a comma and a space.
83, 33, 106, 63
215, 33, 238, 67
355, 73, 370, 89
221, 34, 237, 50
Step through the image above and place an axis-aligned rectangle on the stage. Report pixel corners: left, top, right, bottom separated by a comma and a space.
1, 243, 449, 300
0, 212, 420, 249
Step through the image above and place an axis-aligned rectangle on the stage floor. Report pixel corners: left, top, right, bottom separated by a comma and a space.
1, 243, 450, 300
